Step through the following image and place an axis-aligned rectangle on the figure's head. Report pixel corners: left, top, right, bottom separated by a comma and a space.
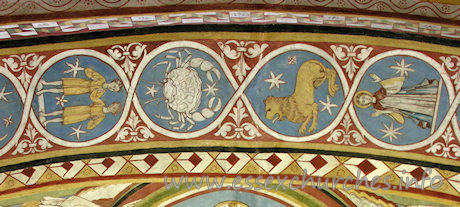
354, 90, 373, 108
263, 96, 282, 122
107, 101, 122, 115
106, 79, 122, 92
228, 201, 239, 207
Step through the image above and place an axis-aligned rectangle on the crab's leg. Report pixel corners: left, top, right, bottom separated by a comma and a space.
183, 48, 191, 55
169, 121, 179, 125
177, 50, 182, 66
143, 97, 166, 106
182, 49, 192, 68
156, 105, 175, 121
179, 112, 185, 123
178, 113, 186, 129
167, 105, 175, 120
171, 113, 180, 129
185, 115, 195, 131
165, 49, 182, 67
152, 61, 171, 73
164, 61, 172, 73
165, 55, 179, 69
172, 113, 186, 130
167, 106, 180, 125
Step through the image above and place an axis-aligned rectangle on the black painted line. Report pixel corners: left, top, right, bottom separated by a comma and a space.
0, 24, 459, 49
320, 189, 348, 207
112, 183, 149, 207
0, 147, 458, 173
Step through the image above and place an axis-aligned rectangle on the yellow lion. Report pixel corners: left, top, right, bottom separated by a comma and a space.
264, 59, 338, 134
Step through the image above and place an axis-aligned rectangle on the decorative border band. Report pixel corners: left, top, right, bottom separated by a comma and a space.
0, 11, 459, 42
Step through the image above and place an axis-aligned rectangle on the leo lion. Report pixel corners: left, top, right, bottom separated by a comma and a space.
264, 59, 338, 134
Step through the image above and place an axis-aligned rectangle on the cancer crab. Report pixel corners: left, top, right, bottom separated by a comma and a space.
148, 49, 222, 131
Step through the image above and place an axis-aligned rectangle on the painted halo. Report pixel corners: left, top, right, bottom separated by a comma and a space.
352, 50, 456, 150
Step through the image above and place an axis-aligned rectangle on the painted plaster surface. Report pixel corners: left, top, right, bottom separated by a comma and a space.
0, 2, 458, 206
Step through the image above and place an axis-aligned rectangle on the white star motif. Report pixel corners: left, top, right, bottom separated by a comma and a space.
55, 95, 68, 107
2, 114, 12, 128
63, 58, 84, 78
264, 71, 286, 90
390, 58, 414, 77
319, 96, 338, 116
145, 84, 158, 98
69, 124, 87, 141
203, 82, 219, 97
0, 84, 12, 103
380, 122, 403, 142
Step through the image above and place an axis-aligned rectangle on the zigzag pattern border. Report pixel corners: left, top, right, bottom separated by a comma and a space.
0, 151, 459, 199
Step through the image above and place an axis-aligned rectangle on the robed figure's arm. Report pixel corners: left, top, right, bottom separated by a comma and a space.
85, 68, 106, 82
87, 90, 105, 130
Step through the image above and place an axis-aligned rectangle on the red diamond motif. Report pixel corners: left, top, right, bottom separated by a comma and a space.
62, 162, 74, 171
22, 168, 36, 177
357, 160, 377, 175
188, 153, 202, 166
267, 154, 281, 167
102, 158, 115, 169
144, 155, 159, 167
410, 167, 425, 181
226, 153, 240, 166
310, 155, 327, 170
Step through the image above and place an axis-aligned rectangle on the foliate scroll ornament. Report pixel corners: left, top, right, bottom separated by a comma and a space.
215, 100, 261, 140
327, 114, 366, 146
440, 55, 460, 92
330, 45, 373, 79
116, 111, 154, 142
425, 127, 459, 159
218, 40, 268, 82
1, 53, 45, 89
13, 124, 52, 155
107, 42, 147, 78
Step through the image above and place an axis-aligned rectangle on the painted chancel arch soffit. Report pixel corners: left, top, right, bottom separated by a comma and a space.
0, 0, 459, 206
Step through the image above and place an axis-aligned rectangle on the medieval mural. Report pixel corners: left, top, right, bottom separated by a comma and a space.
0, 1, 458, 206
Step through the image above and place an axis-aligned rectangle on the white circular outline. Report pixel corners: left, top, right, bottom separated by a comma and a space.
349, 49, 457, 151
0, 68, 28, 156
453, 114, 460, 140
28, 50, 131, 148
131, 41, 239, 139
241, 43, 349, 142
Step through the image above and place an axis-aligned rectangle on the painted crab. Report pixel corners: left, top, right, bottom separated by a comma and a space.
163, 65, 202, 114
149, 49, 222, 131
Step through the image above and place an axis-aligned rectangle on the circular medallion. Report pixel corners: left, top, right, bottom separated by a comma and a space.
246, 50, 344, 137
136, 47, 234, 133
32, 55, 127, 142
354, 55, 449, 145
0, 74, 23, 148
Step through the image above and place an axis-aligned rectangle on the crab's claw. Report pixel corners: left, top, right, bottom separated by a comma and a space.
206, 68, 221, 82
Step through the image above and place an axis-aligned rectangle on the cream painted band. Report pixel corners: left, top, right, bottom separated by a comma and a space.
0, 177, 458, 206
1, 32, 459, 56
